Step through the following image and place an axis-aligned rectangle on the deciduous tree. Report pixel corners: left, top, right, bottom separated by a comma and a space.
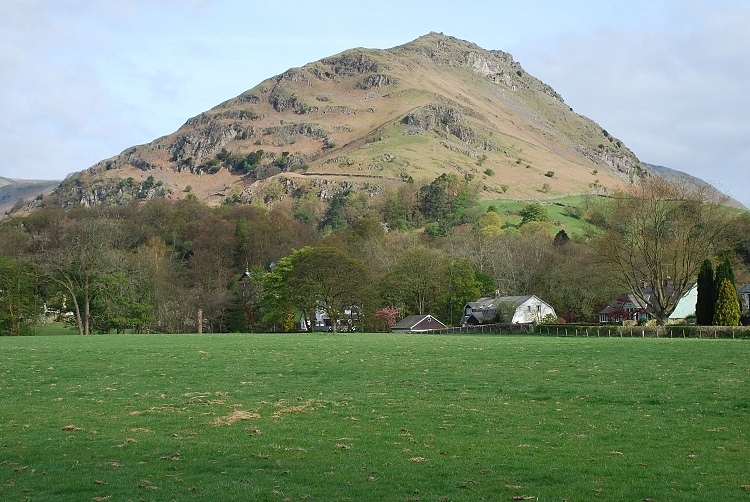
594, 177, 735, 325
0, 256, 38, 335
33, 214, 122, 335
286, 247, 372, 332
380, 247, 449, 316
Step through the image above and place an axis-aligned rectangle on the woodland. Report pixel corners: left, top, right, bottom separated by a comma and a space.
0, 173, 748, 336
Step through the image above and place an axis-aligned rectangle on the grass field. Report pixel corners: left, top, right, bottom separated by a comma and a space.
479, 195, 600, 237
1, 333, 748, 501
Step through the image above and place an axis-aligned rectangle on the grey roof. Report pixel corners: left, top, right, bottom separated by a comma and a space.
469, 295, 534, 310
740, 284, 750, 294
391, 314, 445, 330
598, 293, 649, 315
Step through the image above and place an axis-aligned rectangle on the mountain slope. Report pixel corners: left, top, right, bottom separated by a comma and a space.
643, 163, 746, 209
35, 33, 644, 210
0, 177, 60, 216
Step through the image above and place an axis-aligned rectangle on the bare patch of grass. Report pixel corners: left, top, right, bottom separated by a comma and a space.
213, 410, 261, 426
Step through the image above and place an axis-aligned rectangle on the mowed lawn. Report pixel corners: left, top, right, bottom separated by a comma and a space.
1, 334, 748, 501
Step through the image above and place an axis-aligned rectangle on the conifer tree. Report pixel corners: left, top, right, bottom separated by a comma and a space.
713, 278, 741, 326
714, 257, 736, 297
695, 259, 715, 325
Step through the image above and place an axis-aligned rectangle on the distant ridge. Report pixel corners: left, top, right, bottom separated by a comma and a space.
642, 163, 746, 210
0, 177, 60, 217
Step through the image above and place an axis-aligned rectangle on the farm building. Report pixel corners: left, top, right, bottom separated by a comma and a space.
461, 294, 557, 326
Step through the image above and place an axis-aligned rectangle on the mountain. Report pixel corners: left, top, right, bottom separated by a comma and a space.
642, 163, 746, 209
24, 33, 652, 211
0, 177, 60, 216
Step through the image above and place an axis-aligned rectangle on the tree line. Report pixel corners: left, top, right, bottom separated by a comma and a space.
0, 174, 748, 335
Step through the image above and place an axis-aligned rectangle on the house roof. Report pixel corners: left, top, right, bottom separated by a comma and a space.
598, 293, 648, 315
740, 284, 750, 294
391, 314, 445, 330
469, 295, 535, 310
600, 284, 697, 319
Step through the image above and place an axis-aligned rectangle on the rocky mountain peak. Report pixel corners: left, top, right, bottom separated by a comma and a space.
23, 33, 647, 212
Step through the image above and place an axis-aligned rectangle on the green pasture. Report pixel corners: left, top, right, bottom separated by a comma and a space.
479, 195, 599, 237
1, 333, 748, 501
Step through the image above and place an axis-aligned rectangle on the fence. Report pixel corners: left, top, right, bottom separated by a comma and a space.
429, 323, 750, 339
429, 323, 533, 335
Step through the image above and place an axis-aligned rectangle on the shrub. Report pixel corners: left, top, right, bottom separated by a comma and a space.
520, 202, 548, 225
563, 206, 582, 219
545, 171, 554, 178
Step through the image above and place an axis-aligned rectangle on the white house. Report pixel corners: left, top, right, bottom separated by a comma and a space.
299, 306, 360, 332
599, 283, 697, 324
740, 284, 750, 314
461, 294, 556, 326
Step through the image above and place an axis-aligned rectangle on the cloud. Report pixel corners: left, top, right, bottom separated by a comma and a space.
515, 1, 750, 206
1, 0, 747, 207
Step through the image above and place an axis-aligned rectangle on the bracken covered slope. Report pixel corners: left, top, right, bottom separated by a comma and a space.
36, 33, 644, 210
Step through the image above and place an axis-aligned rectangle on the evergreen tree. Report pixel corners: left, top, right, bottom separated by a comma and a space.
713, 278, 741, 326
319, 192, 349, 232
714, 257, 736, 295
695, 259, 715, 325
713, 257, 739, 325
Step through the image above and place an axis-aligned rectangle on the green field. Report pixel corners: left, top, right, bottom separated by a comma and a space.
1, 333, 749, 501
479, 195, 600, 237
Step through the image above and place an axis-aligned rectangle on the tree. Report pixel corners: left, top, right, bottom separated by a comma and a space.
0, 256, 38, 335
519, 202, 548, 226
261, 254, 297, 332
33, 214, 122, 335
713, 257, 740, 325
478, 210, 503, 236
319, 193, 349, 232
444, 259, 484, 326
373, 306, 399, 332
553, 229, 570, 248
90, 271, 154, 333
286, 247, 372, 332
713, 278, 740, 326
418, 173, 478, 229
695, 259, 715, 325
714, 257, 736, 300
594, 177, 735, 325
380, 247, 449, 316
535, 241, 620, 323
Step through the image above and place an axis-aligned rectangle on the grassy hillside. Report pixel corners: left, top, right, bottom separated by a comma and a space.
1, 333, 748, 501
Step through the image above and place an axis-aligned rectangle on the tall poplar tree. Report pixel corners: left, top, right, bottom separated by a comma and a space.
714, 258, 736, 298
695, 259, 715, 325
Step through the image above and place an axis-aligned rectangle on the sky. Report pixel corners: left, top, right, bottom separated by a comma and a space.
1, 0, 748, 207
